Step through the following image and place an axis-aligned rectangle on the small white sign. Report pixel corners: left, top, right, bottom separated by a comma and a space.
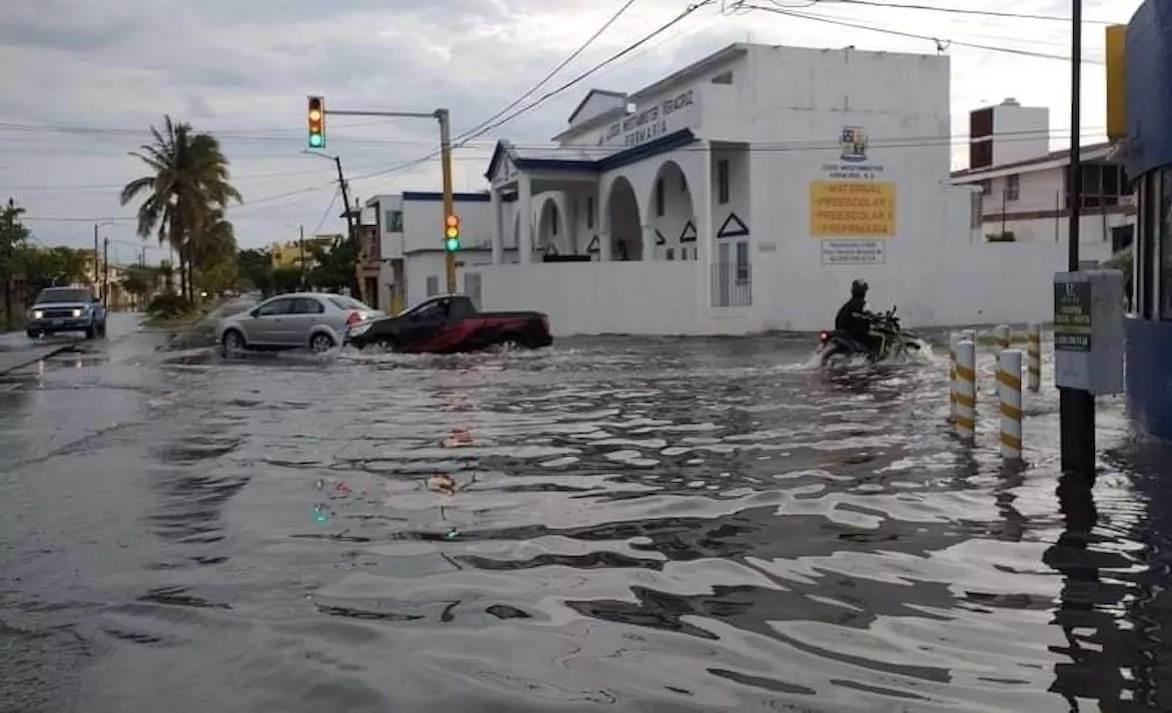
821, 240, 886, 265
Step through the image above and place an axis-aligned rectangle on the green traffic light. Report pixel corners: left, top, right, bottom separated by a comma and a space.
444, 237, 460, 252
309, 134, 323, 148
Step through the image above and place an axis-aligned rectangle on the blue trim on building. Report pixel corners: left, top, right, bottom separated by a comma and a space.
598, 129, 697, 172
1127, 0, 1172, 179
485, 141, 509, 181
484, 129, 699, 180
513, 157, 597, 172
1126, 318, 1172, 440
402, 191, 491, 202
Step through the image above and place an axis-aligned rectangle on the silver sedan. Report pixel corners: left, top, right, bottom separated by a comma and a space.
217, 293, 383, 354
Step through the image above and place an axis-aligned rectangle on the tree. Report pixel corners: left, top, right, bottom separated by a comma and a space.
120, 115, 241, 304
121, 265, 158, 309
308, 238, 360, 293
272, 265, 302, 294
238, 248, 274, 296
0, 198, 30, 330
194, 256, 238, 296
18, 246, 90, 299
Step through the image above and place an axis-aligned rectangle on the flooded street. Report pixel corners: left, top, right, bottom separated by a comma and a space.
2, 316, 1170, 712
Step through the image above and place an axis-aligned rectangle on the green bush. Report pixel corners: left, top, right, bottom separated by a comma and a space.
146, 293, 192, 318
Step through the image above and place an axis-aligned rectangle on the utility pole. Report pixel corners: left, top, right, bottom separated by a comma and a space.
333, 156, 355, 247
299, 224, 306, 289
438, 109, 456, 294
1059, 0, 1095, 477
103, 237, 109, 306
93, 224, 99, 293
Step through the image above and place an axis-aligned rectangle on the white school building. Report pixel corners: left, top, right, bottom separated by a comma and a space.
381, 43, 1076, 335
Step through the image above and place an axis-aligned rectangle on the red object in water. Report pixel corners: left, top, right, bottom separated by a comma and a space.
346, 311, 363, 328
819, 331, 830, 343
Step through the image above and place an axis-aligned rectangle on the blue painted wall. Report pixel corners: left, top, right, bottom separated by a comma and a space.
1126, 0, 1172, 178
1126, 318, 1172, 440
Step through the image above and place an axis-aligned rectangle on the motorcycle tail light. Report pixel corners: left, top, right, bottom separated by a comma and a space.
819, 331, 830, 343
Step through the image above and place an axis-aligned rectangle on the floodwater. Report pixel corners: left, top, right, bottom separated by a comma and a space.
1, 322, 1170, 712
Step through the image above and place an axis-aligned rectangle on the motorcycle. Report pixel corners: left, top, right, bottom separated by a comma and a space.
817, 306, 924, 365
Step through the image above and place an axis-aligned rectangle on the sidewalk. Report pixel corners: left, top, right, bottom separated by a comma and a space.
0, 334, 78, 375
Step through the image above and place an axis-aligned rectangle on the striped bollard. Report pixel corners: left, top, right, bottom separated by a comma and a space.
993, 324, 1011, 353
948, 332, 961, 422
998, 350, 1024, 460
954, 340, 976, 444
961, 330, 977, 405
1027, 324, 1041, 392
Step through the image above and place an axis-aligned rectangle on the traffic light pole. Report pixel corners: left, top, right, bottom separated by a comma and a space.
437, 109, 456, 295
321, 107, 457, 294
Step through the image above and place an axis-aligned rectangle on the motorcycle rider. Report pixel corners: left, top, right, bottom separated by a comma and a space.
834, 279, 879, 354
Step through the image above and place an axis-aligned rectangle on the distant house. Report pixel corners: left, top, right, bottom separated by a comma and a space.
951, 99, 1135, 263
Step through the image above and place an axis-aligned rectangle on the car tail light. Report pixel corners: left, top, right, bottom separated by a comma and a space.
819, 331, 830, 343
346, 311, 363, 327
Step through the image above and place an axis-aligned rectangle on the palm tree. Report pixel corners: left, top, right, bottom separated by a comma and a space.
190, 207, 237, 270
120, 115, 241, 302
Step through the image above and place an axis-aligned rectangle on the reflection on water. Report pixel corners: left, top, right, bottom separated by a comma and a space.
1, 334, 1170, 712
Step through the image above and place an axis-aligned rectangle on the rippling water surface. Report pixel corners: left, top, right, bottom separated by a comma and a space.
2, 326, 1170, 712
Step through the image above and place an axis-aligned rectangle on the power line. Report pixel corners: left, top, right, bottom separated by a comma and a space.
458, 0, 717, 145
807, 0, 1115, 23
455, 0, 639, 143
738, 4, 1107, 63
311, 189, 341, 235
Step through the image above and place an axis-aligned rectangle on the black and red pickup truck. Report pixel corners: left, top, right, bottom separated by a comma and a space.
345, 295, 553, 354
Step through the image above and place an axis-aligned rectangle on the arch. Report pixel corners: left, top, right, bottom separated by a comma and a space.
604, 175, 642, 261
646, 160, 695, 262
536, 196, 562, 254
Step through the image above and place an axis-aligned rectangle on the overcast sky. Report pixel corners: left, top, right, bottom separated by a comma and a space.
0, 0, 1139, 259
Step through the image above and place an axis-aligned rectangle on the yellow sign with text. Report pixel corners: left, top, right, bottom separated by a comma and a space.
810, 181, 896, 238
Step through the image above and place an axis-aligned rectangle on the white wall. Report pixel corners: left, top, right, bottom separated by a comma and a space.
401, 198, 493, 253
474, 262, 704, 335
991, 104, 1049, 166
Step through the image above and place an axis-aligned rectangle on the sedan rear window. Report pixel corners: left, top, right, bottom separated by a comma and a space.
328, 296, 369, 311
36, 288, 90, 303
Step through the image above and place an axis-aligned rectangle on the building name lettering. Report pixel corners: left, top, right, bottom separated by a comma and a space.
600, 90, 695, 148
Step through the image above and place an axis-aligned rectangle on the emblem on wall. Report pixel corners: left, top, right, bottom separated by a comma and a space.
679, 220, 697, 243
840, 126, 868, 162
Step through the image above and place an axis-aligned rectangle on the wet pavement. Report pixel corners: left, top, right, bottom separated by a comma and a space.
1, 317, 1170, 712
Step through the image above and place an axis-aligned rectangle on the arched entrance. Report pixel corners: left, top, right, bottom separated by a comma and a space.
537, 197, 563, 255
647, 160, 695, 261
606, 176, 641, 261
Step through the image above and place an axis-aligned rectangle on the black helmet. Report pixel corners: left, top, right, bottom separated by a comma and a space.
851, 279, 869, 298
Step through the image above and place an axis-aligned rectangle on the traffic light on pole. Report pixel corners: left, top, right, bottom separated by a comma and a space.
307, 96, 325, 148
444, 214, 460, 252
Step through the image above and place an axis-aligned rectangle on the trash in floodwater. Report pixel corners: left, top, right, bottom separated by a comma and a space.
440, 428, 474, 448
334, 481, 352, 496
444, 528, 459, 541
312, 504, 330, 524
428, 473, 456, 495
